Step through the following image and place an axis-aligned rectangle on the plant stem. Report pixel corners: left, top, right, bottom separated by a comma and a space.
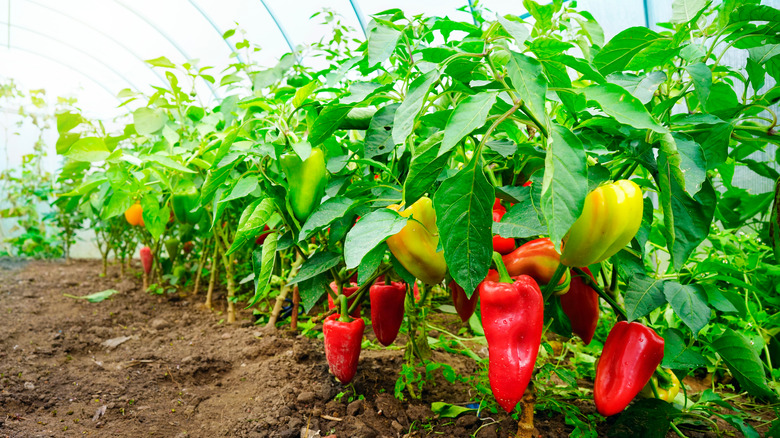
542, 263, 568, 301
573, 267, 627, 320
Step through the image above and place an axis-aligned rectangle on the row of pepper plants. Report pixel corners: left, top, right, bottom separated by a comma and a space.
50, 1, 780, 436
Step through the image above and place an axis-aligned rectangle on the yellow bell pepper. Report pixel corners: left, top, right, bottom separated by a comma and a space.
560, 179, 643, 267
641, 369, 681, 403
386, 197, 447, 285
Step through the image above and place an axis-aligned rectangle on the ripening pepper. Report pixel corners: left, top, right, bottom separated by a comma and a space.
503, 238, 570, 295
479, 273, 544, 412
172, 182, 204, 224
280, 148, 327, 222
165, 237, 180, 261
125, 202, 144, 227
369, 279, 407, 346
449, 281, 479, 322
323, 295, 365, 384
594, 321, 665, 416
386, 197, 447, 285
255, 225, 271, 245
328, 281, 361, 317
560, 268, 599, 345
561, 180, 643, 268
140, 246, 153, 275
640, 368, 681, 403
492, 205, 516, 255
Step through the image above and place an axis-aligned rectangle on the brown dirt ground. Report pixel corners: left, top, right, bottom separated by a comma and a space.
0, 260, 771, 438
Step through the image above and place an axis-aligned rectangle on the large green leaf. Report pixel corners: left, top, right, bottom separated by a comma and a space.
541, 125, 587, 251
365, 104, 399, 158
663, 282, 710, 336
671, 0, 707, 24
288, 252, 342, 286
393, 70, 440, 145
404, 132, 448, 206
440, 92, 497, 156
625, 274, 667, 321
299, 197, 356, 241
309, 104, 355, 145
658, 133, 707, 196
64, 137, 110, 162
434, 159, 493, 294
662, 328, 709, 369
493, 202, 547, 239
141, 195, 168, 241
712, 329, 778, 401
344, 209, 407, 269
684, 63, 712, 108
593, 27, 663, 75
246, 233, 278, 308
506, 52, 550, 136
581, 84, 669, 133
606, 71, 667, 104
227, 198, 276, 256
497, 15, 530, 47
367, 23, 401, 66
133, 107, 166, 136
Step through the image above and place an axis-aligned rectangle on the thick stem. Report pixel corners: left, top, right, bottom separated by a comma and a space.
266, 253, 304, 329
192, 244, 208, 296
205, 242, 219, 311
542, 263, 568, 301
515, 383, 536, 438
290, 285, 300, 330
338, 295, 350, 322
492, 251, 511, 283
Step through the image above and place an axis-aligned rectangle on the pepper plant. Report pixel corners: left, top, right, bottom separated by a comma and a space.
47, 0, 780, 435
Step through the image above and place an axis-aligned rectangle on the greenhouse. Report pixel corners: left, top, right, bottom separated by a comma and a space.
1, 0, 780, 436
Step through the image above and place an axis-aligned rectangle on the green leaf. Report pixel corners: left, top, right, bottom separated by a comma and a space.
671, 0, 707, 23
57, 111, 84, 133
506, 52, 550, 135
367, 23, 401, 66
541, 125, 588, 251
393, 70, 440, 145
133, 107, 166, 136
593, 27, 663, 75
64, 137, 110, 162
712, 329, 778, 401
148, 155, 195, 174
431, 402, 475, 419
658, 133, 707, 195
145, 56, 176, 68
288, 252, 342, 286
605, 72, 667, 104
293, 81, 318, 108
299, 275, 329, 313
101, 191, 133, 220
625, 274, 667, 321
344, 209, 407, 269
246, 233, 278, 308
309, 104, 355, 145
440, 92, 497, 156
684, 63, 712, 108
141, 195, 167, 241
434, 160, 493, 294
493, 202, 547, 238
657, 168, 716, 270
730, 4, 780, 23
581, 84, 669, 133
404, 132, 448, 206
299, 197, 355, 241
63, 289, 119, 303
365, 104, 399, 158
201, 162, 236, 205
228, 198, 276, 256
497, 15, 530, 46
663, 282, 710, 336
609, 399, 680, 438
357, 243, 386, 286
221, 175, 259, 203
662, 328, 708, 370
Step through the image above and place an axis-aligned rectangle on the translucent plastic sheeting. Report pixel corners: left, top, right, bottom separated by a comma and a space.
0, 0, 652, 117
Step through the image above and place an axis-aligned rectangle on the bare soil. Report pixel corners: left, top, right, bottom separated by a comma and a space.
0, 260, 769, 438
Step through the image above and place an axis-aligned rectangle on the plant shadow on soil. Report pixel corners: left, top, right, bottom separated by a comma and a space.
0, 260, 765, 438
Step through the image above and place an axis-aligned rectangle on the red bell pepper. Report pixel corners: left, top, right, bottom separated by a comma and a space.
323, 295, 365, 384
479, 272, 544, 412
502, 237, 570, 295
492, 206, 516, 255
594, 321, 665, 416
328, 281, 361, 317
140, 246, 153, 275
560, 268, 599, 345
369, 279, 406, 346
